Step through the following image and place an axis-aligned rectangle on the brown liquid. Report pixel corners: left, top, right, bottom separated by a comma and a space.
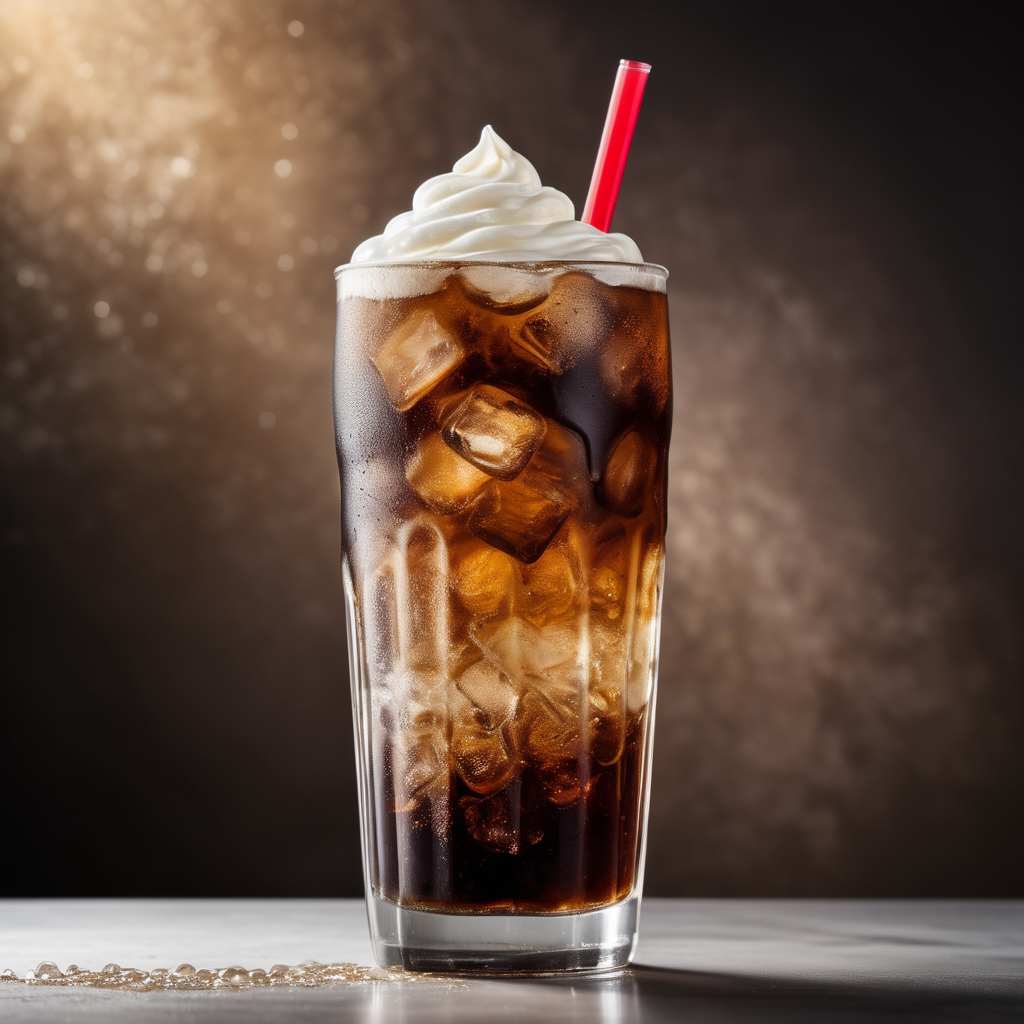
335, 263, 671, 914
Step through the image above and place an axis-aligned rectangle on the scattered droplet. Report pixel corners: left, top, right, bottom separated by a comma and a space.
0, 959, 453, 990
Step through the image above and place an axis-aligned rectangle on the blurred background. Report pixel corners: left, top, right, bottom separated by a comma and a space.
1, 0, 1021, 898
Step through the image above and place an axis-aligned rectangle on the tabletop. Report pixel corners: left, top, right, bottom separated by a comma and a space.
1, 898, 1021, 1022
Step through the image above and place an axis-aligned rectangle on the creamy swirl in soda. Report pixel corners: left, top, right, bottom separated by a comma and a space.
350, 126, 643, 264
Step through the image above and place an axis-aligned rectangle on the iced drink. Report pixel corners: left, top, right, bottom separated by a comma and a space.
334, 129, 670, 972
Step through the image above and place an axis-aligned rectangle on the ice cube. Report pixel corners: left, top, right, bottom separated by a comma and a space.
588, 678, 627, 766
528, 420, 593, 503
472, 615, 583, 689
459, 660, 519, 722
462, 421, 589, 569
459, 265, 553, 314
406, 432, 490, 515
371, 308, 465, 411
393, 702, 448, 812
465, 421, 590, 563
519, 684, 586, 807
519, 531, 586, 627
460, 790, 525, 855
451, 662, 519, 795
520, 677, 582, 754
589, 521, 628, 619
450, 536, 520, 618
598, 429, 653, 518
468, 472, 572, 563
442, 384, 547, 481
512, 271, 611, 372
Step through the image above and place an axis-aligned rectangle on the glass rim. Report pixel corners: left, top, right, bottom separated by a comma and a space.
334, 258, 668, 279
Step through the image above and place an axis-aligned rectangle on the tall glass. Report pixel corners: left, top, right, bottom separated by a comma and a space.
334, 260, 671, 973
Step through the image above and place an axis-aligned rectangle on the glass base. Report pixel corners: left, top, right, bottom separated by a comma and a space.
366, 894, 639, 974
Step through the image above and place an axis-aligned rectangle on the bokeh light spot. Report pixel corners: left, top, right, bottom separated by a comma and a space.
281, 123, 298, 140
259, 411, 277, 429
94, 301, 110, 318
8, 125, 25, 144
78, 62, 94, 78
299, 237, 318, 256
142, 313, 158, 328
274, 159, 292, 178
192, 260, 208, 277
287, 21, 304, 38
277, 254, 294, 272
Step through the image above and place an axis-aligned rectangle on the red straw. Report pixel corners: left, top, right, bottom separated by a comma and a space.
581, 60, 651, 232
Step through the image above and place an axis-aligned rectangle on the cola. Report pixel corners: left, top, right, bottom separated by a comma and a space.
334, 261, 670, 915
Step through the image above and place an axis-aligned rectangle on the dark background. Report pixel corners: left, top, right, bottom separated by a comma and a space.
1, 0, 1021, 897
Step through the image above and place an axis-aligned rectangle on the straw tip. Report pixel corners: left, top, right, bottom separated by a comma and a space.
619, 59, 652, 72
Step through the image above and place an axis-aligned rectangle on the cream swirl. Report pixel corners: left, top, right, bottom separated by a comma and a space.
350, 126, 643, 264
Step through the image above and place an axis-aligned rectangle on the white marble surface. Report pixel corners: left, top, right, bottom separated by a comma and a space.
1, 899, 1021, 1022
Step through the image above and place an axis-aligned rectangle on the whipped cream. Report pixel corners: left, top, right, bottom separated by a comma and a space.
350, 126, 643, 264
